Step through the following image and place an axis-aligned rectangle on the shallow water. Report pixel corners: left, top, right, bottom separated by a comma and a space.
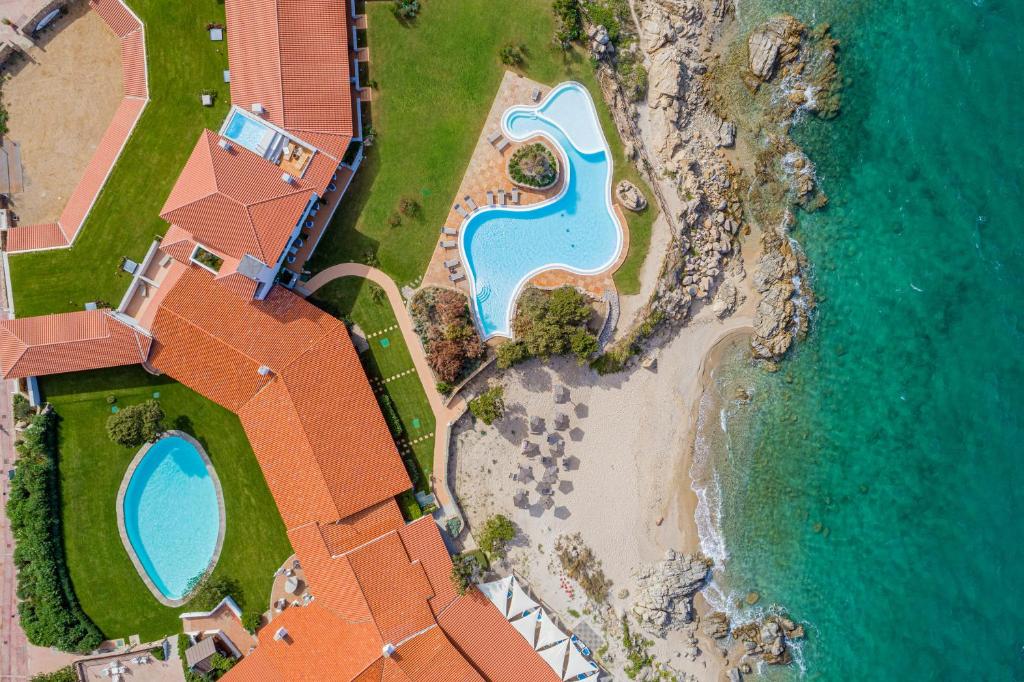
694, 0, 1024, 677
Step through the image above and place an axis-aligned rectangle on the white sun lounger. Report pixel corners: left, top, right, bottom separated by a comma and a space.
454, 203, 470, 218
444, 258, 460, 268
496, 138, 511, 152
463, 195, 478, 211
532, 88, 541, 102
487, 130, 502, 144
511, 187, 521, 204
486, 191, 495, 206
440, 240, 456, 249
496, 189, 507, 205
441, 227, 457, 236
449, 271, 465, 282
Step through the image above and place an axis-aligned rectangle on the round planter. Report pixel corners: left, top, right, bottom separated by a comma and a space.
506, 142, 560, 191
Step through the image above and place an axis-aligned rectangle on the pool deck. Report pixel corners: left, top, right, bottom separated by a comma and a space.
422, 71, 630, 307
114, 429, 226, 608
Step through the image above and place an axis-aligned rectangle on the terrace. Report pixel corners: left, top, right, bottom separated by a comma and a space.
219, 106, 318, 179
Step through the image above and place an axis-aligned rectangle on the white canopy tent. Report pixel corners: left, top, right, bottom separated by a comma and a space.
511, 608, 539, 646
535, 609, 568, 650
476, 575, 513, 616
563, 642, 598, 680
538, 639, 570, 677
506, 577, 539, 619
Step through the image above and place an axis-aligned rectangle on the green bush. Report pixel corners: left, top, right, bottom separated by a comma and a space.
242, 609, 262, 634
553, 0, 582, 46
617, 50, 649, 101
184, 571, 243, 612
392, 0, 419, 20
496, 340, 530, 369
449, 553, 483, 595
7, 410, 103, 653
378, 393, 404, 437
105, 399, 164, 448
508, 143, 558, 188
436, 381, 453, 395
178, 633, 206, 682
398, 196, 421, 217
468, 386, 505, 425
478, 514, 516, 559
31, 667, 77, 682
500, 286, 599, 368
151, 645, 167, 661
499, 42, 526, 67
12, 393, 35, 423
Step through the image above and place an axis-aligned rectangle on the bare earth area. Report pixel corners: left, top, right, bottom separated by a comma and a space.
3, 2, 122, 224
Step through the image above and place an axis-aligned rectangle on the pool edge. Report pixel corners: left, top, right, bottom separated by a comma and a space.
115, 429, 227, 609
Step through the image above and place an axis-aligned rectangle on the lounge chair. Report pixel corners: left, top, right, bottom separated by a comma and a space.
450, 271, 466, 282
444, 258, 460, 268
486, 191, 495, 206
454, 203, 470, 218
496, 138, 511, 152
487, 130, 501, 144
464, 195, 478, 211
440, 240, 456, 249
532, 88, 541, 102
497, 189, 507, 206
441, 227, 457, 236
511, 187, 521, 204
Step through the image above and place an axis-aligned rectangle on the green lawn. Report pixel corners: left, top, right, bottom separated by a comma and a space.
308, 0, 656, 294
9, 0, 231, 318
310, 277, 436, 494
41, 366, 291, 642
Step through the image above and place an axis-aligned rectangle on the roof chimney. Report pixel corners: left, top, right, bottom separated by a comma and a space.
281, 172, 294, 185
251, 102, 265, 115
217, 139, 233, 152
258, 365, 272, 376
382, 643, 396, 658
274, 627, 289, 642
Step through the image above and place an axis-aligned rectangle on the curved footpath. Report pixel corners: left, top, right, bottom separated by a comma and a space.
299, 264, 468, 533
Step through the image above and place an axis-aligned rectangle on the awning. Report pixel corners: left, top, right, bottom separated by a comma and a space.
563, 642, 599, 680
535, 609, 568, 650
511, 608, 538, 646
538, 639, 569, 677
477, 575, 513, 617
506, 577, 539, 619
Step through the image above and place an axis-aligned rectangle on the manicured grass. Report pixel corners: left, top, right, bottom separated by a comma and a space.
8, 0, 231, 318
41, 366, 291, 642
308, 0, 656, 294
310, 277, 436, 493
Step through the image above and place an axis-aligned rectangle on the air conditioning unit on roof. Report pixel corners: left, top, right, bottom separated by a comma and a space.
281, 172, 294, 185
251, 102, 265, 115
274, 627, 289, 642
217, 139, 232, 152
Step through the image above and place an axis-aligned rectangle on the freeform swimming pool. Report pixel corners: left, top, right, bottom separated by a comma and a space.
119, 434, 224, 603
459, 82, 623, 338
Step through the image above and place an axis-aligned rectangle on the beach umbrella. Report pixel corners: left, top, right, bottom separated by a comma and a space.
529, 416, 546, 434
553, 385, 569, 404
543, 465, 559, 484
514, 489, 529, 508
543, 496, 555, 510
518, 464, 534, 482
553, 412, 569, 430
520, 440, 539, 456
536, 482, 552, 496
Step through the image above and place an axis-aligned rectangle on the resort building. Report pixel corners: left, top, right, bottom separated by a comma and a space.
1, 0, 568, 679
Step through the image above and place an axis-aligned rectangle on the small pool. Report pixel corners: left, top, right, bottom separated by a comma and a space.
119, 434, 223, 604
223, 109, 276, 157
459, 82, 623, 338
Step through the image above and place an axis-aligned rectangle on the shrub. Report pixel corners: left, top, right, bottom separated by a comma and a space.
478, 514, 516, 560
151, 645, 167, 661
412, 288, 486, 384
621, 616, 655, 679
501, 286, 598, 367
31, 667, 77, 682
496, 340, 530, 369
499, 42, 526, 67
209, 653, 237, 678
435, 381, 453, 396
468, 386, 505, 426
387, 211, 402, 228
508, 143, 558, 188
569, 327, 599, 364
555, 533, 612, 603
617, 50, 649, 101
553, 0, 582, 46
184, 571, 243, 612
178, 633, 206, 682
12, 393, 34, 422
392, 0, 419, 20
106, 400, 163, 448
7, 410, 103, 652
427, 338, 467, 384
242, 610, 262, 634
398, 196, 421, 217
378, 393, 404, 437
449, 553, 481, 596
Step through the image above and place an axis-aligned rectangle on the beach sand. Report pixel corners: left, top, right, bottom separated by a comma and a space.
452, 278, 757, 679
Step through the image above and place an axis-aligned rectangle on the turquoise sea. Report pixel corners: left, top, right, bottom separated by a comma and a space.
694, 0, 1024, 678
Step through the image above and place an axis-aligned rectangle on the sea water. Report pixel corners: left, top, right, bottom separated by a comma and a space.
693, 0, 1024, 677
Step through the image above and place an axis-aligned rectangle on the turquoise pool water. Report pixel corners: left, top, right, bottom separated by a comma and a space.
223, 109, 275, 156
122, 436, 221, 600
459, 82, 622, 338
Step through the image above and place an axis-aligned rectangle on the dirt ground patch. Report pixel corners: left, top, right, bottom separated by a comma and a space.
3, 2, 123, 224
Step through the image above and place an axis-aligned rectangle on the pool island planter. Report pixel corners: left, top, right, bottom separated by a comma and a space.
115, 430, 226, 608
505, 141, 561, 190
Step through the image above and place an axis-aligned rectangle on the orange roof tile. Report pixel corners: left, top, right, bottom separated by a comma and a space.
160, 131, 315, 264
0, 310, 151, 379
398, 519, 460, 617
438, 590, 563, 682
88, 0, 141, 39
318, 499, 406, 557
5, 223, 68, 252
225, 0, 354, 159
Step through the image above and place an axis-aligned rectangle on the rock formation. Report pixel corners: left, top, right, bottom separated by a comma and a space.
630, 549, 711, 637
731, 614, 806, 666
616, 180, 648, 211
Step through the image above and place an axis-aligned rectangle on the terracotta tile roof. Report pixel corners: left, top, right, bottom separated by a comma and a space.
398, 519, 460, 617
438, 589, 562, 682
5, 223, 68, 252
120, 29, 148, 99
0, 310, 151, 379
227, 603, 382, 682
224, 0, 354, 159
88, 0, 141, 38
318, 498, 406, 557
160, 130, 315, 264
382, 626, 483, 682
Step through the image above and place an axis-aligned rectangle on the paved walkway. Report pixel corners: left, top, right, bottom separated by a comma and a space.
300, 264, 467, 525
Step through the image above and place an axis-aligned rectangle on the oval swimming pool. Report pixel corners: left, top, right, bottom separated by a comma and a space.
459, 82, 624, 338
119, 434, 223, 603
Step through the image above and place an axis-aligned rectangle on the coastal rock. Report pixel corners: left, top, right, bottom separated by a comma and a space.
732, 614, 805, 666
747, 16, 803, 82
648, 50, 683, 108
702, 611, 730, 639
616, 180, 648, 211
717, 120, 736, 148
630, 551, 711, 636
711, 279, 737, 318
